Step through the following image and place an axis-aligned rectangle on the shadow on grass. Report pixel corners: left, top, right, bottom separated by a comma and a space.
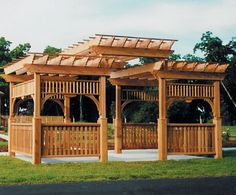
223, 149, 236, 157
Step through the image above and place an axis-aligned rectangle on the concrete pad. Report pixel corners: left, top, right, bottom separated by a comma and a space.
12, 149, 204, 164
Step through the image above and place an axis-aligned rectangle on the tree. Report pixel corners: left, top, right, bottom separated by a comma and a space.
194, 31, 236, 125
0, 37, 31, 115
43, 46, 61, 55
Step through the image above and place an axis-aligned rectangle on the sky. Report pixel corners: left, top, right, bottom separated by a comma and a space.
0, 0, 236, 57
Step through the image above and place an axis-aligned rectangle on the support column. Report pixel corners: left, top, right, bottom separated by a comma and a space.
8, 82, 15, 157
213, 81, 222, 159
158, 78, 167, 160
99, 76, 108, 162
115, 85, 122, 153
32, 73, 42, 164
64, 96, 71, 123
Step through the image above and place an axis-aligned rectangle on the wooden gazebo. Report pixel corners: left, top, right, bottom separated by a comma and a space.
1, 34, 228, 164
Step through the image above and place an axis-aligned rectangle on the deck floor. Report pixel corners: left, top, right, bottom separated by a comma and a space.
9, 149, 204, 164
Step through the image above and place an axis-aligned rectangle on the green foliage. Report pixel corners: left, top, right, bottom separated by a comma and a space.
43, 46, 61, 55
194, 31, 236, 125
182, 54, 204, 62
10, 43, 31, 60
168, 53, 181, 60
0, 37, 11, 67
222, 128, 230, 143
139, 57, 159, 64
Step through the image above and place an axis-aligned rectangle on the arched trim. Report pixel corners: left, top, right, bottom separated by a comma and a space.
84, 95, 100, 114
167, 97, 214, 112
121, 100, 158, 112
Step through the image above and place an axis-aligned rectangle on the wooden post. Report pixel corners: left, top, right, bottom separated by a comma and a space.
213, 81, 222, 159
114, 85, 122, 153
32, 73, 42, 164
158, 78, 167, 160
64, 96, 71, 123
99, 76, 108, 162
8, 82, 15, 157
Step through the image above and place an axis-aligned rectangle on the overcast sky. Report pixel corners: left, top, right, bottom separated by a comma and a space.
0, 0, 235, 56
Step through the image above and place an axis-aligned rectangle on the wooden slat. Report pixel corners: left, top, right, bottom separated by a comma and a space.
42, 123, 100, 157
122, 123, 157, 149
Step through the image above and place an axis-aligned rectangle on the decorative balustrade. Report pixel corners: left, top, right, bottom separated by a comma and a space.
41, 80, 100, 96
167, 123, 215, 154
121, 89, 157, 101
122, 123, 157, 149
167, 83, 214, 98
42, 123, 100, 157
12, 80, 34, 98
11, 123, 33, 155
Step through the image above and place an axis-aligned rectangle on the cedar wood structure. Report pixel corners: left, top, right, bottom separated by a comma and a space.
1, 34, 228, 164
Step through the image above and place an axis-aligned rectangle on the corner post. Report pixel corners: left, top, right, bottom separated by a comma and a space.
99, 76, 108, 162
213, 81, 222, 159
8, 82, 15, 157
64, 96, 71, 123
158, 78, 167, 160
115, 85, 122, 153
32, 73, 42, 164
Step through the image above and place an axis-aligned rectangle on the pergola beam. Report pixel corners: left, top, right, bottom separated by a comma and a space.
155, 71, 225, 80
91, 45, 173, 58
108, 78, 157, 86
24, 64, 112, 76
110, 61, 163, 79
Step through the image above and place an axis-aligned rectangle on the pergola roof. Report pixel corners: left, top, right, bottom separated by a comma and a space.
109, 60, 229, 86
3, 34, 177, 76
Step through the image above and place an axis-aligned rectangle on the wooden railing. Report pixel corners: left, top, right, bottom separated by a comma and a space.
167, 83, 214, 98
12, 80, 34, 98
1, 115, 8, 128
13, 116, 64, 124
11, 123, 33, 155
167, 123, 215, 154
42, 123, 100, 157
121, 89, 157, 101
41, 80, 100, 96
122, 123, 157, 149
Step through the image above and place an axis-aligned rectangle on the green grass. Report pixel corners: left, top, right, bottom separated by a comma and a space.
0, 141, 8, 147
0, 150, 235, 185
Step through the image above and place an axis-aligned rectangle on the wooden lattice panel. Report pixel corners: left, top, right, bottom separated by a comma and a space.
42, 123, 100, 157
122, 123, 157, 149
11, 123, 33, 155
167, 124, 215, 154
41, 80, 100, 96
12, 79, 34, 98
167, 83, 214, 98
121, 89, 158, 101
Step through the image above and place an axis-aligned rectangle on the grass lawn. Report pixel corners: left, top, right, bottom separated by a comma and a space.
0, 150, 235, 185
0, 141, 8, 147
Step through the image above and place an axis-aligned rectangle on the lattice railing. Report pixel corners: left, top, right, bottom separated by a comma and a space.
167, 83, 214, 98
41, 80, 100, 96
167, 123, 215, 154
121, 89, 157, 101
122, 123, 157, 149
42, 123, 100, 157
11, 123, 33, 155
